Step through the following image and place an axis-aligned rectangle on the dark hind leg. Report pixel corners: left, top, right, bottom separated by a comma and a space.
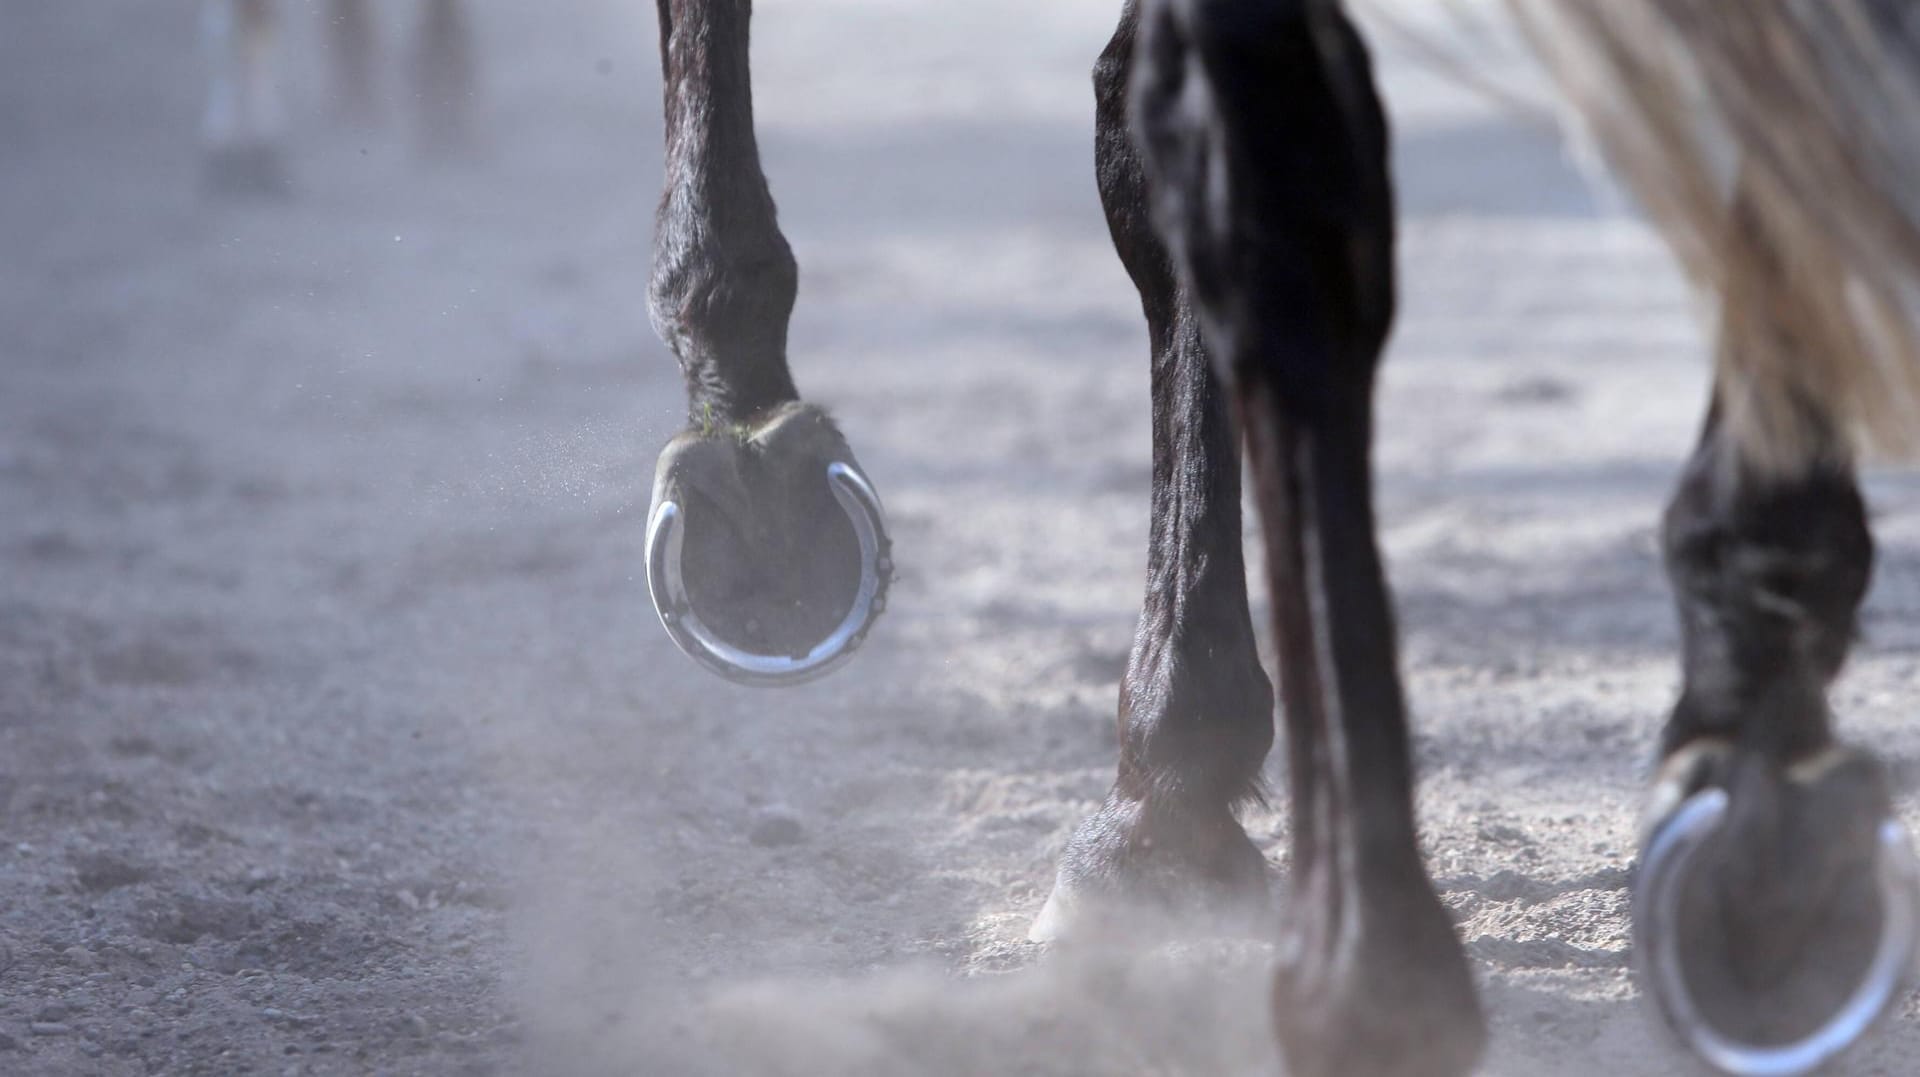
1639, 399, 1903, 1054
643, 0, 887, 682
1032, 0, 1276, 942
327, 0, 380, 128
1623, 171, 1920, 1066
410, 0, 477, 157
200, 0, 292, 197
1130, 2, 1481, 1075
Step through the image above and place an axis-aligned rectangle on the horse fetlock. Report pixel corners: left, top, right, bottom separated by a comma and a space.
1118, 640, 1273, 803
1637, 742, 1918, 1068
1031, 791, 1272, 944
1662, 449, 1871, 755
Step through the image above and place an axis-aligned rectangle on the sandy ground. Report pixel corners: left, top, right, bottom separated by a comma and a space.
6, 3, 1920, 1075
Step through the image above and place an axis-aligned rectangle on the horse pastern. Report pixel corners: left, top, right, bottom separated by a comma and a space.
1033, 792, 1274, 945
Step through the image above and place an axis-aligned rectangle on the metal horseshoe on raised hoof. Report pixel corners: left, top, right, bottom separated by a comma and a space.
646, 461, 891, 687
1635, 787, 1920, 1077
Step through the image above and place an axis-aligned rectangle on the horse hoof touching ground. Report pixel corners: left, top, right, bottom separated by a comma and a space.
198, 0, 477, 198
638, 1, 1920, 1073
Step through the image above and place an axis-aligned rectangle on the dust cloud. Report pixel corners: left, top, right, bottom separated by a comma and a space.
5, 3, 1920, 1076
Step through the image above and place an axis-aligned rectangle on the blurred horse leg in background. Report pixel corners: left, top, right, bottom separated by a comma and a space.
200, 0, 290, 197
202, 0, 483, 198
410, 0, 477, 158
327, 0, 380, 129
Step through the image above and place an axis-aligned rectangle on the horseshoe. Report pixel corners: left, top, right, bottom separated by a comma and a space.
646, 461, 891, 687
1635, 786, 1920, 1077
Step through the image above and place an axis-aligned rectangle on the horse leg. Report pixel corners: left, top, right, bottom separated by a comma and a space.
1031, 0, 1276, 942
1130, 2, 1481, 1074
200, 0, 291, 197
1634, 184, 1917, 1067
1637, 403, 1905, 1060
410, 0, 477, 157
327, 0, 379, 128
643, 0, 888, 684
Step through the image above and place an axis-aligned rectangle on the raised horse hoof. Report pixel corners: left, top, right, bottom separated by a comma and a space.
645, 404, 891, 687
1636, 744, 1920, 1076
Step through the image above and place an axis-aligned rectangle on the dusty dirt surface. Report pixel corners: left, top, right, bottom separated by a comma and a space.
6, 3, 1920, 1075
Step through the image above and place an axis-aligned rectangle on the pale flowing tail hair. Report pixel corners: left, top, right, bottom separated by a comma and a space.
1365, 1, 1920, 475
